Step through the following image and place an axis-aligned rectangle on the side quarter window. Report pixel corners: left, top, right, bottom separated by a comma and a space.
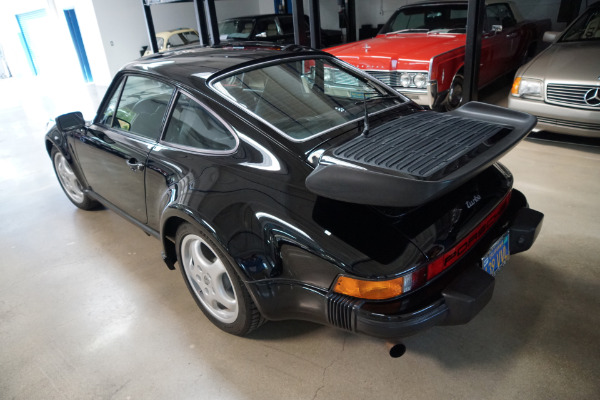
101, 75, 174, 141
163, 93, 237, 152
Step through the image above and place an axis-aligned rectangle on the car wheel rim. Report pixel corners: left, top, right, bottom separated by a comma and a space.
448, 79, 463, 109
181, 234, 239, 324
54, 152, 85, 204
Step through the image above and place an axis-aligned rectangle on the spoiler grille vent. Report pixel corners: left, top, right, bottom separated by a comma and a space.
327, 293, 361, 331
333, 111, 511, 179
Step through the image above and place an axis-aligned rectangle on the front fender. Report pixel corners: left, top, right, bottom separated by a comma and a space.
45, 125, 66, 156
45, 124, 92, 191
430, 46, 465, 94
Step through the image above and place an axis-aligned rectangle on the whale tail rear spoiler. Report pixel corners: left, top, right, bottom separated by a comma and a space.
305, 102, 537, 208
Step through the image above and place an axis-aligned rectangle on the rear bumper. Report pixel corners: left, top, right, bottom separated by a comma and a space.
334, 193, 543, 339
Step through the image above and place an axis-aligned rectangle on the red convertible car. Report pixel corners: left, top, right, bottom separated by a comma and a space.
326, 1, 549, 110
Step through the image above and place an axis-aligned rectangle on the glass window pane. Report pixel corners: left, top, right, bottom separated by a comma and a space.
113, 76, 174, 140
212, 58, 406, 141
164, 93, 236, 151
562, 7, 600, 41
97, 79, 124, 126
218, 19, 254, 39
167, 33, 184, 47
181, 31, 200, 44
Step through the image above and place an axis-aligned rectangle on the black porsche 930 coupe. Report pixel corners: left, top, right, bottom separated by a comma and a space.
46, 45, 543, 345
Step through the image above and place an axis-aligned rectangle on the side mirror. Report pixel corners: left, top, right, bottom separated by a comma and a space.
543, 31, 560, 43
491, 25, 503, 33
56, 112, 85, 132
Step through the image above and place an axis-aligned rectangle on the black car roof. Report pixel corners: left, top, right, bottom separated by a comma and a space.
123, 45, 322, 89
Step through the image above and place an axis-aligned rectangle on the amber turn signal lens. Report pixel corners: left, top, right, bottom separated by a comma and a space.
510, 77, 521, 95
333, 275, 404, 300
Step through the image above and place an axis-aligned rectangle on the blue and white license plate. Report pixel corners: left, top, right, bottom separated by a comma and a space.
482, 232, 510, 276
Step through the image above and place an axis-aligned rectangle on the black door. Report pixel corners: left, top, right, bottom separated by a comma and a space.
74, 75, 175, 223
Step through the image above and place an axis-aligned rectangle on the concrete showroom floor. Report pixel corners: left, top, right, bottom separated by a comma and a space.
1, 74, 599, 400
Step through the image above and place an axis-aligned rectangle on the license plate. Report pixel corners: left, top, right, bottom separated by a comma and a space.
482, 232, 510, 276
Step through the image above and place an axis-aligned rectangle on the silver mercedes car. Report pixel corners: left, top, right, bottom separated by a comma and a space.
508, 1, 600, 137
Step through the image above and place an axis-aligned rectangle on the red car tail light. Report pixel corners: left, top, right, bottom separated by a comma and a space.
333, 191, 512, 300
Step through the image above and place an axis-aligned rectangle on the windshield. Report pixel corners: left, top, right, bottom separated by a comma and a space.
560, 7, 600, 42
218, 18, 255, 40
381, 5, 468, 34
211, 57, 407, 141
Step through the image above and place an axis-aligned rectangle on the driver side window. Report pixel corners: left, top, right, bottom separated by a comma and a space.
97, 75, 174, 141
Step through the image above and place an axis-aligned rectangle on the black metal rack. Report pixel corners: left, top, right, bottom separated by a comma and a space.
141, 0, 322, 52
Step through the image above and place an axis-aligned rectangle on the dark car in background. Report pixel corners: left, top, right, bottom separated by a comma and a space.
218, 14, 343, 47
46, 45, 542, 350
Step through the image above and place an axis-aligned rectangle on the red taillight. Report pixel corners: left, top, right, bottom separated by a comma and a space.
426, 191, 512, 280
333, 191, 512, 300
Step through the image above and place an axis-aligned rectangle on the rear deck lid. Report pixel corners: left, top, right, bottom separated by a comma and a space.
305, 102, 536, 207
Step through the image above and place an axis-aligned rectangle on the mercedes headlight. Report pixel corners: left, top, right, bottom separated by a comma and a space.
511, 77, 543, 99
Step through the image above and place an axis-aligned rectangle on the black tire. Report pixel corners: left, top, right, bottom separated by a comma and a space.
442, 73, 464, 111
175, 223, 264, 335
51, 147, 99, 210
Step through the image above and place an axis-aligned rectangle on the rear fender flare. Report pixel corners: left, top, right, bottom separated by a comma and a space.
159, 203, 274, 317
160, 204, 280, 279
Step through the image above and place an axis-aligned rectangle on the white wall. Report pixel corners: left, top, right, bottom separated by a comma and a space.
53, 0, 112, 86
356, 0, 409, 32
0, 0, 50, 79
256, 0, 341, 29
89, 0, 150, 83
258, 0, 276, 14
217, 0, 262, 17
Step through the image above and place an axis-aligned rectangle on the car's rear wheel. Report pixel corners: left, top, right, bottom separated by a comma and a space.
176, 223, 263, 335
442, 73, 464, 111
51, 148, 99, 210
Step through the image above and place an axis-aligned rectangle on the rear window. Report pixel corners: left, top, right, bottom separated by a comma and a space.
210, 57, 407, 141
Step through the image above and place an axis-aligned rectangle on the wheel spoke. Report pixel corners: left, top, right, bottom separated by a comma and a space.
189, 241, 206, 273
213, 278, 237, 310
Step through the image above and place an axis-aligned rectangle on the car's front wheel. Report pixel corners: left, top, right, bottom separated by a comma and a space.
51, 148, 99, 210
176, 223, 263, 335
442, 73, 464, 111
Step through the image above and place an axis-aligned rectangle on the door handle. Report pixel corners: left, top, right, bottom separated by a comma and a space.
126, 158, 145, 172
506, 33, 518, 38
